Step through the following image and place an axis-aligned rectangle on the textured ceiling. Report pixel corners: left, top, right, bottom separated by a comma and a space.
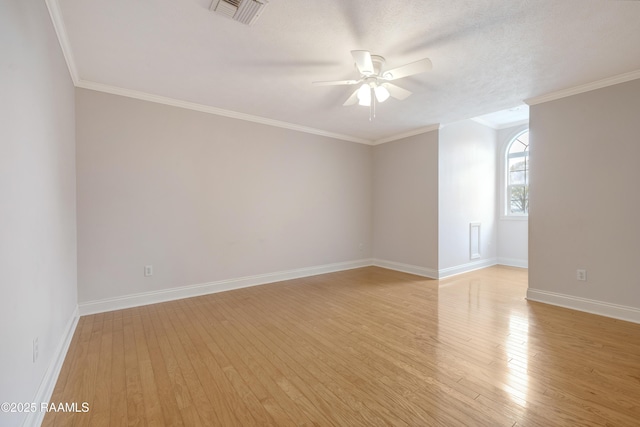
55, 0, 640, 142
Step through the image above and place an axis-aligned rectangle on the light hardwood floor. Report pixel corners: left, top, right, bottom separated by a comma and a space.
43, 266, 640, 426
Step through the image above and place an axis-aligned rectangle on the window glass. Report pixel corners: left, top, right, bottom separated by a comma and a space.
506, 130, 529, 215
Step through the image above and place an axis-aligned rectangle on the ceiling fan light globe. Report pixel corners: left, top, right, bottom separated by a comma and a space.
357, 84, 371, 105
375, 85, 390, 102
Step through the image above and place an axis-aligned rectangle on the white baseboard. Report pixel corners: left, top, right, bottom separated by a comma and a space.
371, 258, 500, 280
23, 306, 79, 427
497, 257, 528, 268
79, 259, 374, 315
527, 289, 640, 324
437, 258, 498, 279
371, 259, 438, 279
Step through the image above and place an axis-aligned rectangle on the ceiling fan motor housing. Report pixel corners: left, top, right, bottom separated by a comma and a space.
361, 55, 385, 76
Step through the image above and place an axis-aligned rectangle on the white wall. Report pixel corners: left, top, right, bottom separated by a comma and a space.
0, 1, 78, 426
528, 78, 640, 321
372, 132, 439, 275
497, 124, 529, 267
76, 88, 372, 304
438, 120, 497, 275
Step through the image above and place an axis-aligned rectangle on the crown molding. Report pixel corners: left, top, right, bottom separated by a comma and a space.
42, 0, 640, 147
76, 80, 372, 145
496, 118, 529, 130
44, 0, 372, 145
42, 0, 439, 147
470, 117, 529, 130
525, 69, 640, 106
469, 117, 497, 129
45, 0, 79, 84
372, 124, 441, 145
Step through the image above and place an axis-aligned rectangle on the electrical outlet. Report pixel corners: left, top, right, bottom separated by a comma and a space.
576, 269, 587, 281
33, 337, 39, 363
144, 265, 153, 277
358, 243, 364, 251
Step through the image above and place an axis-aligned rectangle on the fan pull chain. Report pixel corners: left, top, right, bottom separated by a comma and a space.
370, 86, 375, 122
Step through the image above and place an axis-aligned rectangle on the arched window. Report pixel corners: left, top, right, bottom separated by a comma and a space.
506, 130, 529, 216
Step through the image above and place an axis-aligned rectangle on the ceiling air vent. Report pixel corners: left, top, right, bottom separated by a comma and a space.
210, 0, 269, 26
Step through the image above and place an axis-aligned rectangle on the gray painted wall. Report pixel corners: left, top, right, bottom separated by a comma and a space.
0, 1, 77, 426
529, 78, 640, 309
76, 89, 373, 303
372, 132, 439, 271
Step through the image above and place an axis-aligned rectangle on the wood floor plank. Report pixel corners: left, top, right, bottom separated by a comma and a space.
212, 297, 340, 426
224, 276, 504, 425
137, 309, 184, 426
169, 303, 258, 427
45, 266, 640, 426
188, 298, 309, 426
286, 308, 500, 426
144, 310, 202, 427
109, 315, 128, 427
224, 296, 384, 426
163, 307, 244, 426
255, 317, 406, 426
86, 315, 113, 427
123, 315, 146, 426
177, 298, 284, 426
241, 283, 444, 425
152, 307, 221, 426
131, 311, 165, 426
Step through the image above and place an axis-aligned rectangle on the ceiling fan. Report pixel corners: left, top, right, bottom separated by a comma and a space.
313, 50, 432, 119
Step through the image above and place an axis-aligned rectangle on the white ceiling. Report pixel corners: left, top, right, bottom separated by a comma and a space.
54, 0, 640, 142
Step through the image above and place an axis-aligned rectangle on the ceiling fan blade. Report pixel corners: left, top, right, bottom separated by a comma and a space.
351, 50, 374, 75
384, 83, 412, 100
312, 79, 360, 86
383, 58, 432, 80
343, 88, 360, 106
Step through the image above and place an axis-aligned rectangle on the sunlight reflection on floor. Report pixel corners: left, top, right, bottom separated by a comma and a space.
505, 312, 530, 407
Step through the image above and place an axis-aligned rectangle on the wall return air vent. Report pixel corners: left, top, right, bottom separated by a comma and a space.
210, 0, 269, 26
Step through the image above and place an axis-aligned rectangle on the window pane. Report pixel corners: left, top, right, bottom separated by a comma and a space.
509, 158, 528, 185
508, 132, 529, 155
509, 185, 529, 214
509, 141, 527, 154
506, 130, 530, 216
